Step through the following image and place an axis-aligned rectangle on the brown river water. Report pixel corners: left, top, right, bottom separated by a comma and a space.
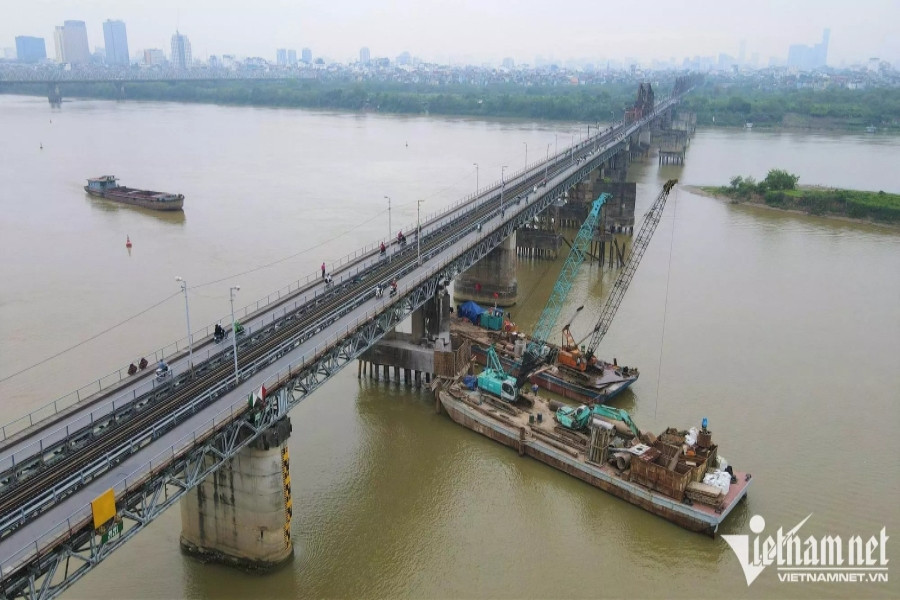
0, 95, 898, 599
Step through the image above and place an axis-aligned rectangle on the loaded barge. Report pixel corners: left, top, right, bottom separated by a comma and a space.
85, 175, 184, 211
451, 318, 638, 405
436, 384, 751, 536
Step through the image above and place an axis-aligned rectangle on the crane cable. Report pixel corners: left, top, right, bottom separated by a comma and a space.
654, 184, 678, 420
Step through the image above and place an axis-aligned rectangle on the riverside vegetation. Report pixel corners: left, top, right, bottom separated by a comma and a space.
703, 169, 900, 224
4, 79, 900, 130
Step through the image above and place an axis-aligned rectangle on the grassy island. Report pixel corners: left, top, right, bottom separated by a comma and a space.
702, 169, 900, 224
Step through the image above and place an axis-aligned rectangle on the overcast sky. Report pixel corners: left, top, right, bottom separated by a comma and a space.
4, 0, 899, 66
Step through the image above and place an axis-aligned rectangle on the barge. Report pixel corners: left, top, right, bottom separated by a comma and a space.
437, 385, 751, 536
85, 175, 184, 211
451, 318, 638, 404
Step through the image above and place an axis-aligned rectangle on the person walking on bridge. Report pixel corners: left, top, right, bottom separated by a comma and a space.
321, 262, 326, 278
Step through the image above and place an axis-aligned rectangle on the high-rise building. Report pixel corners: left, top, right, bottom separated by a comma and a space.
61, 20, 90, 65
359, 47, 370, 64
276, 48, 287, 66
15, 36, 47, 62
143, 48, 166, 65
787, 28, 830, 70
501, 57, 515, 69
301, 47, 311, 63
396, 51, 411, 65
170, 31, 192, 69
53, 26, 65, 62
103, 20, 129, 66
287, 49, 297, 65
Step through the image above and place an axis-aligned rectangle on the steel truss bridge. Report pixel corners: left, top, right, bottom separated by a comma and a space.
0, 93, 684, 599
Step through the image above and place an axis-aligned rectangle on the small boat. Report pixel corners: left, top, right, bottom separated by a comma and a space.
744, 122, 753, 129
866, 125, 876, 133
84, 176, 184, 211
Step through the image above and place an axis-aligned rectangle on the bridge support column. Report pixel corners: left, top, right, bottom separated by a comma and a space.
47, 84, 61, 107
453, 233, 518, 307
180, 417, 293, 571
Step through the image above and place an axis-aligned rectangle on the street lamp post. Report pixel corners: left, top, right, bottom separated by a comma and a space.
384, 195, 391, 261
473, 163, 479, 194
229, 285, 241, 384
555, 134, 558, 156
175, 277, 194, 374
544, 144, 550, 182
523, 142, 528, 170
417, 199, 425, 265
500, 165, 508, 215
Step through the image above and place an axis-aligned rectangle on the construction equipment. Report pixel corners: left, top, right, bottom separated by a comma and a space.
590, 404, 641, 438
554, 403, 641, 438
515, 193, 609, 388
570, 179, 678, 370
476, 345, 519, 402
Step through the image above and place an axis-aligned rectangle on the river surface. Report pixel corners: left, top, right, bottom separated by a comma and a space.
1, 95, 898, 599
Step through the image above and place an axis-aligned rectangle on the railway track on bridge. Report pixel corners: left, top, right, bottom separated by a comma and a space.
0, 142, 597, 540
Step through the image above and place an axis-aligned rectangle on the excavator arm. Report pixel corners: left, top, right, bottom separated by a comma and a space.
591, 405, 641, 439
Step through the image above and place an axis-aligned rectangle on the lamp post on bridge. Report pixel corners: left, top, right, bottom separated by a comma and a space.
500, 165, 508, 216
229, 285, 241, 384
544, 144, 550, 182
555, 134, 558, 156
473, 163, 479, 195
384, 195, 392, 262
523, 142, 528, 170
175, 277, 194, 375
417, 199, 425, 266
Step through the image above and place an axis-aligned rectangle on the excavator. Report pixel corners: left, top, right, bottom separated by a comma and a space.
555, 403, 641, 437
476, 345, 519, 402
558, 178, 678, 373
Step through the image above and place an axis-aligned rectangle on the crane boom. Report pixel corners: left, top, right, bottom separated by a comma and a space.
582, 179, 677, 360
516, 193, 608, 388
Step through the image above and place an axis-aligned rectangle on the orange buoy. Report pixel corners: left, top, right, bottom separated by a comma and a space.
126, 235, 132, 248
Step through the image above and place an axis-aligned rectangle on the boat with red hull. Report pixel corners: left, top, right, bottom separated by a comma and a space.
84, 176, 184, 211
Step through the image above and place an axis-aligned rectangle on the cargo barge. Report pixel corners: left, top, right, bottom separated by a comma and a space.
85, 175, 184, 211
451, 318, 638, 405
436, 385, 751, 536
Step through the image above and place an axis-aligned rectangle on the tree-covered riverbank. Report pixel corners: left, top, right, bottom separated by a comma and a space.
700, 169, 900, 224
4, 79, 900, 131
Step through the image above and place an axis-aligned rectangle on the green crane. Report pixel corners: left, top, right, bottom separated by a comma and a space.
514, 192, 609, 388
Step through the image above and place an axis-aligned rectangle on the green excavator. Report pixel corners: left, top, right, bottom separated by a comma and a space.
555, 403, 641, 438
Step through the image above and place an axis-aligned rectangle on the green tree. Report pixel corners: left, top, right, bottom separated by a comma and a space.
764, 169, 799, 191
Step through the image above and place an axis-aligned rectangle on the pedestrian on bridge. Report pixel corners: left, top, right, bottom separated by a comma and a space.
321, 262, 326, 278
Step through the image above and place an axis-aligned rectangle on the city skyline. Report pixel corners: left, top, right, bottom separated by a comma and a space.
2, 0, 899, 67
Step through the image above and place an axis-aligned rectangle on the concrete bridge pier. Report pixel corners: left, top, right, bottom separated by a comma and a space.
454, 234, 518, 307
180, 417, 293, 570
47, 84, 61, 107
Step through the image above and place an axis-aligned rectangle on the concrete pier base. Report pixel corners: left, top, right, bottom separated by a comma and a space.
180, 418, 293, 571
454, 234, 518, 306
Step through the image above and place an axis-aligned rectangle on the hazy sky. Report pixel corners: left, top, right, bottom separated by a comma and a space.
4, 0, 899, 66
